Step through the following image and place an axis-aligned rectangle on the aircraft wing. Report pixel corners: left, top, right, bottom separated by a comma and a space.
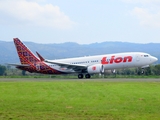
7, 63, 30, 67
36, 51, 88, 72
45, 59, 87, 72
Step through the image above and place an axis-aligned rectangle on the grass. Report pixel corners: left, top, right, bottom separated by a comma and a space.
0, 78, 160, 120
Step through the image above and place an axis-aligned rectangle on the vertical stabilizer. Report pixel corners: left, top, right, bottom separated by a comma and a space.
13, 38, 40, 65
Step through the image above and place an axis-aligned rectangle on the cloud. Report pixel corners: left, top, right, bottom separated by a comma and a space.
122, 0, 160, 4
0, 0, 75, 29
132, 7, 160, 28
122, 0, 160, 28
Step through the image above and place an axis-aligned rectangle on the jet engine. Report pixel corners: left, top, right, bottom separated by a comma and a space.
87, 64, 104, 74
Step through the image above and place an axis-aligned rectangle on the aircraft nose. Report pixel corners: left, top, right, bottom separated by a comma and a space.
152, 56, 158, 63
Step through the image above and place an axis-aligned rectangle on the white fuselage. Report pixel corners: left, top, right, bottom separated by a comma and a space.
45, 52, 158, 73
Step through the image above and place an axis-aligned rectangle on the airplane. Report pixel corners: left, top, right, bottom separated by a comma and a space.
9, 38, 158, 79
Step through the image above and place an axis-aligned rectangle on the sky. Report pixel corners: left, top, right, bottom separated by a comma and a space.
0, 0, 160, 44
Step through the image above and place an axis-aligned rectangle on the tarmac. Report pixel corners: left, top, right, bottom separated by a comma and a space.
0, 78, 160, 82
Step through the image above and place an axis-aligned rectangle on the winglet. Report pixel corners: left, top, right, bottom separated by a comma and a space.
36, 52, 45, 61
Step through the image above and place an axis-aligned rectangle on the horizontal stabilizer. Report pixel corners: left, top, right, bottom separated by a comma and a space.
7, 63, 30, 67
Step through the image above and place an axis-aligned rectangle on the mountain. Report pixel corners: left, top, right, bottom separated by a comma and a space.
0, 40, 160, 64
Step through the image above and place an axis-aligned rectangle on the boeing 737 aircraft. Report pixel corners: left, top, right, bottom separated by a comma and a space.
10, 38, 158, 79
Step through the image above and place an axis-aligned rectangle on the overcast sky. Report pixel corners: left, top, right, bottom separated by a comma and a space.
0, 0, 160, 44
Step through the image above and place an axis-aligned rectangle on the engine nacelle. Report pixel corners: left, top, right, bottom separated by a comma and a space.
87, 64, 104, 74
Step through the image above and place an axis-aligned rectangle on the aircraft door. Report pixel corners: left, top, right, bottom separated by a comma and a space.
136, 54, 140, 62
135, 54, 142, 67
135, 54, 140, 66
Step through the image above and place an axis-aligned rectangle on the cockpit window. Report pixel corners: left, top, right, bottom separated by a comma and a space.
144, 55, 149, 57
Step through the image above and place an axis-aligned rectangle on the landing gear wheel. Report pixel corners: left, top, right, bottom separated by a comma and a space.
78, 74, 84, 79
85, 74, 91, 79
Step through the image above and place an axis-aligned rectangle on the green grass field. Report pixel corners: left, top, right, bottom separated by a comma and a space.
0, 78, 160, 120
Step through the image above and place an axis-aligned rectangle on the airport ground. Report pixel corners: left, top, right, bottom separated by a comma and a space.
0, 78, 160, 120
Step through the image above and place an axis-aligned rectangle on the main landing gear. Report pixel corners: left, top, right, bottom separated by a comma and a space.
78, 74, 91, 79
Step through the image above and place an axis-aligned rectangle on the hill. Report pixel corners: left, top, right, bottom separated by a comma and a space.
0, 40, 160, 64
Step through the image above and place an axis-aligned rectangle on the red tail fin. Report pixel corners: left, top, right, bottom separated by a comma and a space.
13, 38, 40, 65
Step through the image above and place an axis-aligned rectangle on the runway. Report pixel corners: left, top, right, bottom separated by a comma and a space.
0, 78, 160, 82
